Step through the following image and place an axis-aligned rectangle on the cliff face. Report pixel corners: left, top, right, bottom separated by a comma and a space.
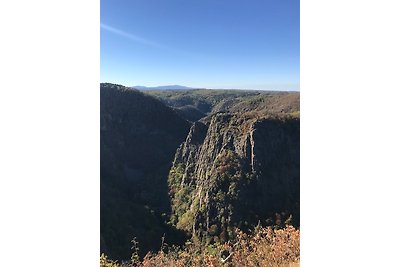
168, 113, 299, 242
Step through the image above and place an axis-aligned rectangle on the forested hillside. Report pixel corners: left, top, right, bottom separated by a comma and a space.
144, 89, 299, 122
101, 83, 190, 259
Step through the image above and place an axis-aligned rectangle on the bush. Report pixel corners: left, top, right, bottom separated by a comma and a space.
100, 225, 299, 267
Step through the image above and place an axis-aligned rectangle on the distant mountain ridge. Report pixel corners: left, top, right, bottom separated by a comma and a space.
132, 85, 196, 90
146, 89, 300, 122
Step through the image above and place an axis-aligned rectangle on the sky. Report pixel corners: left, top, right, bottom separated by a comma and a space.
100, 0, 299, 90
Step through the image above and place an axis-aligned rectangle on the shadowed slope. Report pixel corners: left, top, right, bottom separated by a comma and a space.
100, 83, 191, 260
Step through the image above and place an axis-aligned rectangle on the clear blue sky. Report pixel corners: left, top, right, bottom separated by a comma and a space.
100, 0, 299, 90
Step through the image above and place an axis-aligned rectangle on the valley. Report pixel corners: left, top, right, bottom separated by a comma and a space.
100, 83, 300, 264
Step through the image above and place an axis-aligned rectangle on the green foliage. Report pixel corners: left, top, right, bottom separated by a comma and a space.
167, 163, 185, 193
176, 210, 195, 230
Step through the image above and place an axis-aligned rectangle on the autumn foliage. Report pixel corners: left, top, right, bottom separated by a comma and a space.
101, 225, 299, 267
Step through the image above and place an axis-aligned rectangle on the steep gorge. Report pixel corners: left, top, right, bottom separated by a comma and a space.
101, 83, 300, 260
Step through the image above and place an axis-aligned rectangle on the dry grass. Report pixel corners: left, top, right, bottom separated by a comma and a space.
101, 225, 299, 267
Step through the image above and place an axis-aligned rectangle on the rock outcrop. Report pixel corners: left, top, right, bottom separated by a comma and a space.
168, 112, 300, 242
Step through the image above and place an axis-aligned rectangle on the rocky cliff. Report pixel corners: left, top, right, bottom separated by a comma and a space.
168, 112, 300, 243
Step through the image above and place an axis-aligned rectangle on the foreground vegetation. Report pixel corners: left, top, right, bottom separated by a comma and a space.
100, 225, 299, 267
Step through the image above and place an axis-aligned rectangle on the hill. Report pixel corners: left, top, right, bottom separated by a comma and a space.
100, 83, 191, 259
145, 89, 299, 122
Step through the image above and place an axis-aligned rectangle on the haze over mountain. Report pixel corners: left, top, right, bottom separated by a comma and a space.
100, 83, 300, 261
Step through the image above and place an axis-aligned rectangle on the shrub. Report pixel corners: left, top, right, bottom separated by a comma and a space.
100, 225, 299, 267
